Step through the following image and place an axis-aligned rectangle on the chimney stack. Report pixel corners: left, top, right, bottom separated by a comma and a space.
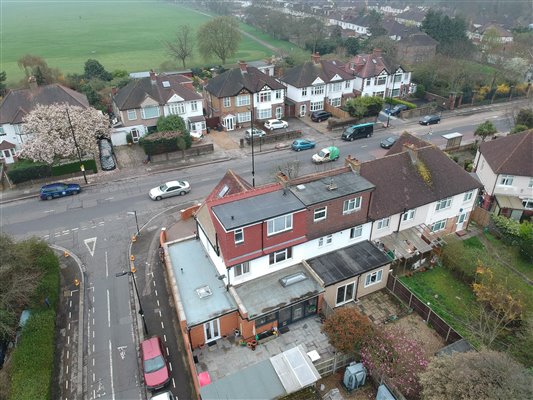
28, 76, 38, 91
345, 155, 361, 174
238, 60, 247, 73
149, 69, 157, 85
111, 87, 118, 96
403, 143, 419, 164
311, 52, 321, 64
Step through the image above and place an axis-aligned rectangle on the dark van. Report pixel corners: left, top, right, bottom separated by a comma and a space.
341, 123, 374, 141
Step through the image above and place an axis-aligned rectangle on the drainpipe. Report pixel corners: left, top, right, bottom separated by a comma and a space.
396, 208, 406, 233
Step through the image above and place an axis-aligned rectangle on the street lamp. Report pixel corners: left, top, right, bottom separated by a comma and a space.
250, 93, 256, 187
116, 268, 148, 335
66, 107, 88, 184
386, 70, 397, 128
127, 211, 140, 237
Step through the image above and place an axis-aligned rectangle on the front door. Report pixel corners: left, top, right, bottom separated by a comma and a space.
275, 106, 283, 119
204, 319, 221, 343
456, 212, 467, 230
131, 129, 140, 143
299, 104, 306, 117
223, 115, 235, 131
278, 307, 291, 328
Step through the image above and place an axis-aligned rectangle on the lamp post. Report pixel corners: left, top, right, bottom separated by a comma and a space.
250, 92, 256, 187
66, 107, 88, 184
508, 85, 514, 102
127, 211, 140, 237
386, 71, 397, 128
116, 268, 148, 335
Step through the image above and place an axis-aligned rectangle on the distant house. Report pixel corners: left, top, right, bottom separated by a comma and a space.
111, 71, 205, 145
328, 14, 373, 36
382, 19, 419, 41
467, 22, 514, 45
279, 53, 355, 117
395, 8, 427, 27
0, 78, 89, 164
474, 131, 533, 221
204, 61, 286, 131
341, 49, 413, 98
396, 32, 438, 64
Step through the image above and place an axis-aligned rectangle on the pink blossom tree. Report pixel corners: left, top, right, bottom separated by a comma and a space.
19, 104, 110, 164
360, 326, 428, 400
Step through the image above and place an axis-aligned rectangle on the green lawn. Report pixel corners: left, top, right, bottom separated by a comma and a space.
482, 233, 533, 281
2, 0, 290, 85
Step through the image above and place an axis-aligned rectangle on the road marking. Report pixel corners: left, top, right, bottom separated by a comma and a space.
69, 311, 71, 319
68, 322, 70, 330
157, 300, 160, 307
66, 380, 68, 389
169, 362, 172, 372
62, 230, 70, 234
98, 221, 104, 226
117, 346, 127, 360
71, 227, 78, 231
104, 197, 114, 201
158, 310, 162, 317
92, 358, 95, 367
93, 373, 95, 382
67, 336, 70, 345
84, 237, 97, 257
166, 347, 169, 356
163, 334, 167, 342
92, 344, 95, 352
67, 350, 69, 359
153, 281, 156, 287
109, 340, 116, 400
107, 290, 111, 328
44, 209, 55, 213
105, 251, 108, 278
81, 227, 88, 231
69, 300, 72, 308
172, 378, 176, 388
161, 321, 164, 329
155, 289, 158, 297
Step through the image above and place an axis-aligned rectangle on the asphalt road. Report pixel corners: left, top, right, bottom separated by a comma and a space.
0, 105, 519, 399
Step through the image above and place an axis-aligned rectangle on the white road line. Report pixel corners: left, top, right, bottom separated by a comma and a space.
161, 321, 164, 329
66, 365, 69, 375
71, 227, 79, 231
155, 289, 158, 297
109, 340, 116, 400
44, 210, 55, 213
93, 373, 95, 382
67, 350, 69, 359
68, 322, 70, 330
93, 389, 95, 399
163, 334, 167, 342
166, 347, 169, 356
62, 230, 69, 234
172, 378, 176, 388
92, 344, 95, 352
69, 300, 72, 308
66, 380, 69, 389
157, 300, 160, 307
158, 310, 162, 317
153, 281, 156, 287
67, 336, 70, 345
107, 290, 111, 328
105, 251, 109, 278
62, 231, 69, 236
92, 358, 95, 367
98, 221, 105, 226
69, 311, 71, 319
92, 318, 95, 325
169, 362, 172, 372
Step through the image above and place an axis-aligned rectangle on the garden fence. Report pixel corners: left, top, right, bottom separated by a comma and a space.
386, 274, 462, 344
313, 352, 354, 376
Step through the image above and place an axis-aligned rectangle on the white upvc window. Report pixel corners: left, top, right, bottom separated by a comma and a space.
191, 101, 198, 112
331, 82, 342, 92
269, 247, 292, 265
336, 282, 355, 306
275, 90, 283, 100
168, 102, 185, 115
376, 217, 390, 230
499, 175, 514, 186
435, 197, 452, 211
127, 110, 137, 120
237, 112, 251, 123
234, 262, 250, 277
350, 225, 363, 239
141, 105, 160, 119
463, 190, 474, 202
344, 80, 351, 89
234, 228, 244, 244
343, 197, 362, 214
236, 94, 250, 107
431, 219, 447, 232
258, 91, 271, 103
257, 108, 272, 120
522, 198, 533, 210
310, 101, 324, 111
364, 269, 383, 287
267, 214, 292, 236
301, 87, 308, 96
311, 85, 325, 95
402, 209, 415, 221
223, 97, 231, 108
318, 234, 333, 247
329, 97, 341, 107
314, 206, 327, 222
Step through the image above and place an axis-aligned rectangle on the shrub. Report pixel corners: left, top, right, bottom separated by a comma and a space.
442, 237, 481, 283
126, 133, 133, 144
139, 130, 192, 155
510, 124, 528, 134
344, 96, 384, 118
51, 158, 97, 176
321, 308, 374, 356
415, 83, 426, 98
383, 97, 417, 109
7, 159, 52, 184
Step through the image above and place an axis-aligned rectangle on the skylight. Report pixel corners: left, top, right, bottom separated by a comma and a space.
196, 285, 212, 298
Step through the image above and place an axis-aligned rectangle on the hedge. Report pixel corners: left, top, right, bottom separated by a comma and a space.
8, 247, 60, 400
52, 158, 97, 176
139, 130, 192, 156
384, 97, 417, 109
6, 159, 52, 184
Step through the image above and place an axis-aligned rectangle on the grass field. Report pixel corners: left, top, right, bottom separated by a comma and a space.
1, 0, 286, 85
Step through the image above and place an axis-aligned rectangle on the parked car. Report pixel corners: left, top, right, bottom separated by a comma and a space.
419, 114, 441, 125
264, 119, 288, 130
140, 337, 170, 391
312, 146, 340, 164
98, 138, 116, 171
150, 392, 175, 400
244, 127, 266, 142
291, 139, 316, 151
380, 136, 397, 149
40, 183, 81, 200
149, 180, 191, 200
341, 123, 374, 141
310, 110, 332, 122
384, 104, 408, 116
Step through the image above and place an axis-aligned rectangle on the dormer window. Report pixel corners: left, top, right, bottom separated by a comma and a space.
267, 214, 292, 236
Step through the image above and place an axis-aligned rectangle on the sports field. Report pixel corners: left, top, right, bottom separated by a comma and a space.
1, 0, 295, 84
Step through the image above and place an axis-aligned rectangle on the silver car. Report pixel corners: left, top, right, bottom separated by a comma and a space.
149, 180, 190, 200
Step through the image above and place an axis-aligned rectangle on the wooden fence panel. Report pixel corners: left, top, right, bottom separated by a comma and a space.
470, 206, 491, 227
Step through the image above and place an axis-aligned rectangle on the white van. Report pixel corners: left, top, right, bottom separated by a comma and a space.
151, 391, 175, 400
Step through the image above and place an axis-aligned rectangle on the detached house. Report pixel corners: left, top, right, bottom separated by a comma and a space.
474, 131, 533, 221
204, 61, 286, 131
111, 71, 205, 145
0, 78, 89, 164
279, 53, 355, 117
342, 48, 413, 98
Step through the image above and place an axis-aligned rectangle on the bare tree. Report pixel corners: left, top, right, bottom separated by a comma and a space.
165, 25, 194, 69
197, 16, 240, 65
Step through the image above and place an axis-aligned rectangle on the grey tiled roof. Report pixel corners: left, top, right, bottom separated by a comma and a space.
205, 66, 284, 97
280, 60, 353, 88
113, 73, 201, 110
0, 84, 89, 124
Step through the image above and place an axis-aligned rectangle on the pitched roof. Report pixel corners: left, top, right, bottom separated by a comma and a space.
205, 65, 284, 97
358, 133, 482, 219
0, 140, 16, 150
382, 19, 418, 37
113, 73, 201, 110
280, 60, 353, 88
401, 32, 439, 46
205, 170, 253, 203
0, 84, 89, 124
342, 50, 394, 79
478, 131, 532, 177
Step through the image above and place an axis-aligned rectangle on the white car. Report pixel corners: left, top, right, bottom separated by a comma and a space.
264, 119, 288, 130
244, 127, 266, 140
149, 180, 190, 200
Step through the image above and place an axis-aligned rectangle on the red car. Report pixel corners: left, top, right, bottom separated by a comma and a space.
140, 337, 170, 390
